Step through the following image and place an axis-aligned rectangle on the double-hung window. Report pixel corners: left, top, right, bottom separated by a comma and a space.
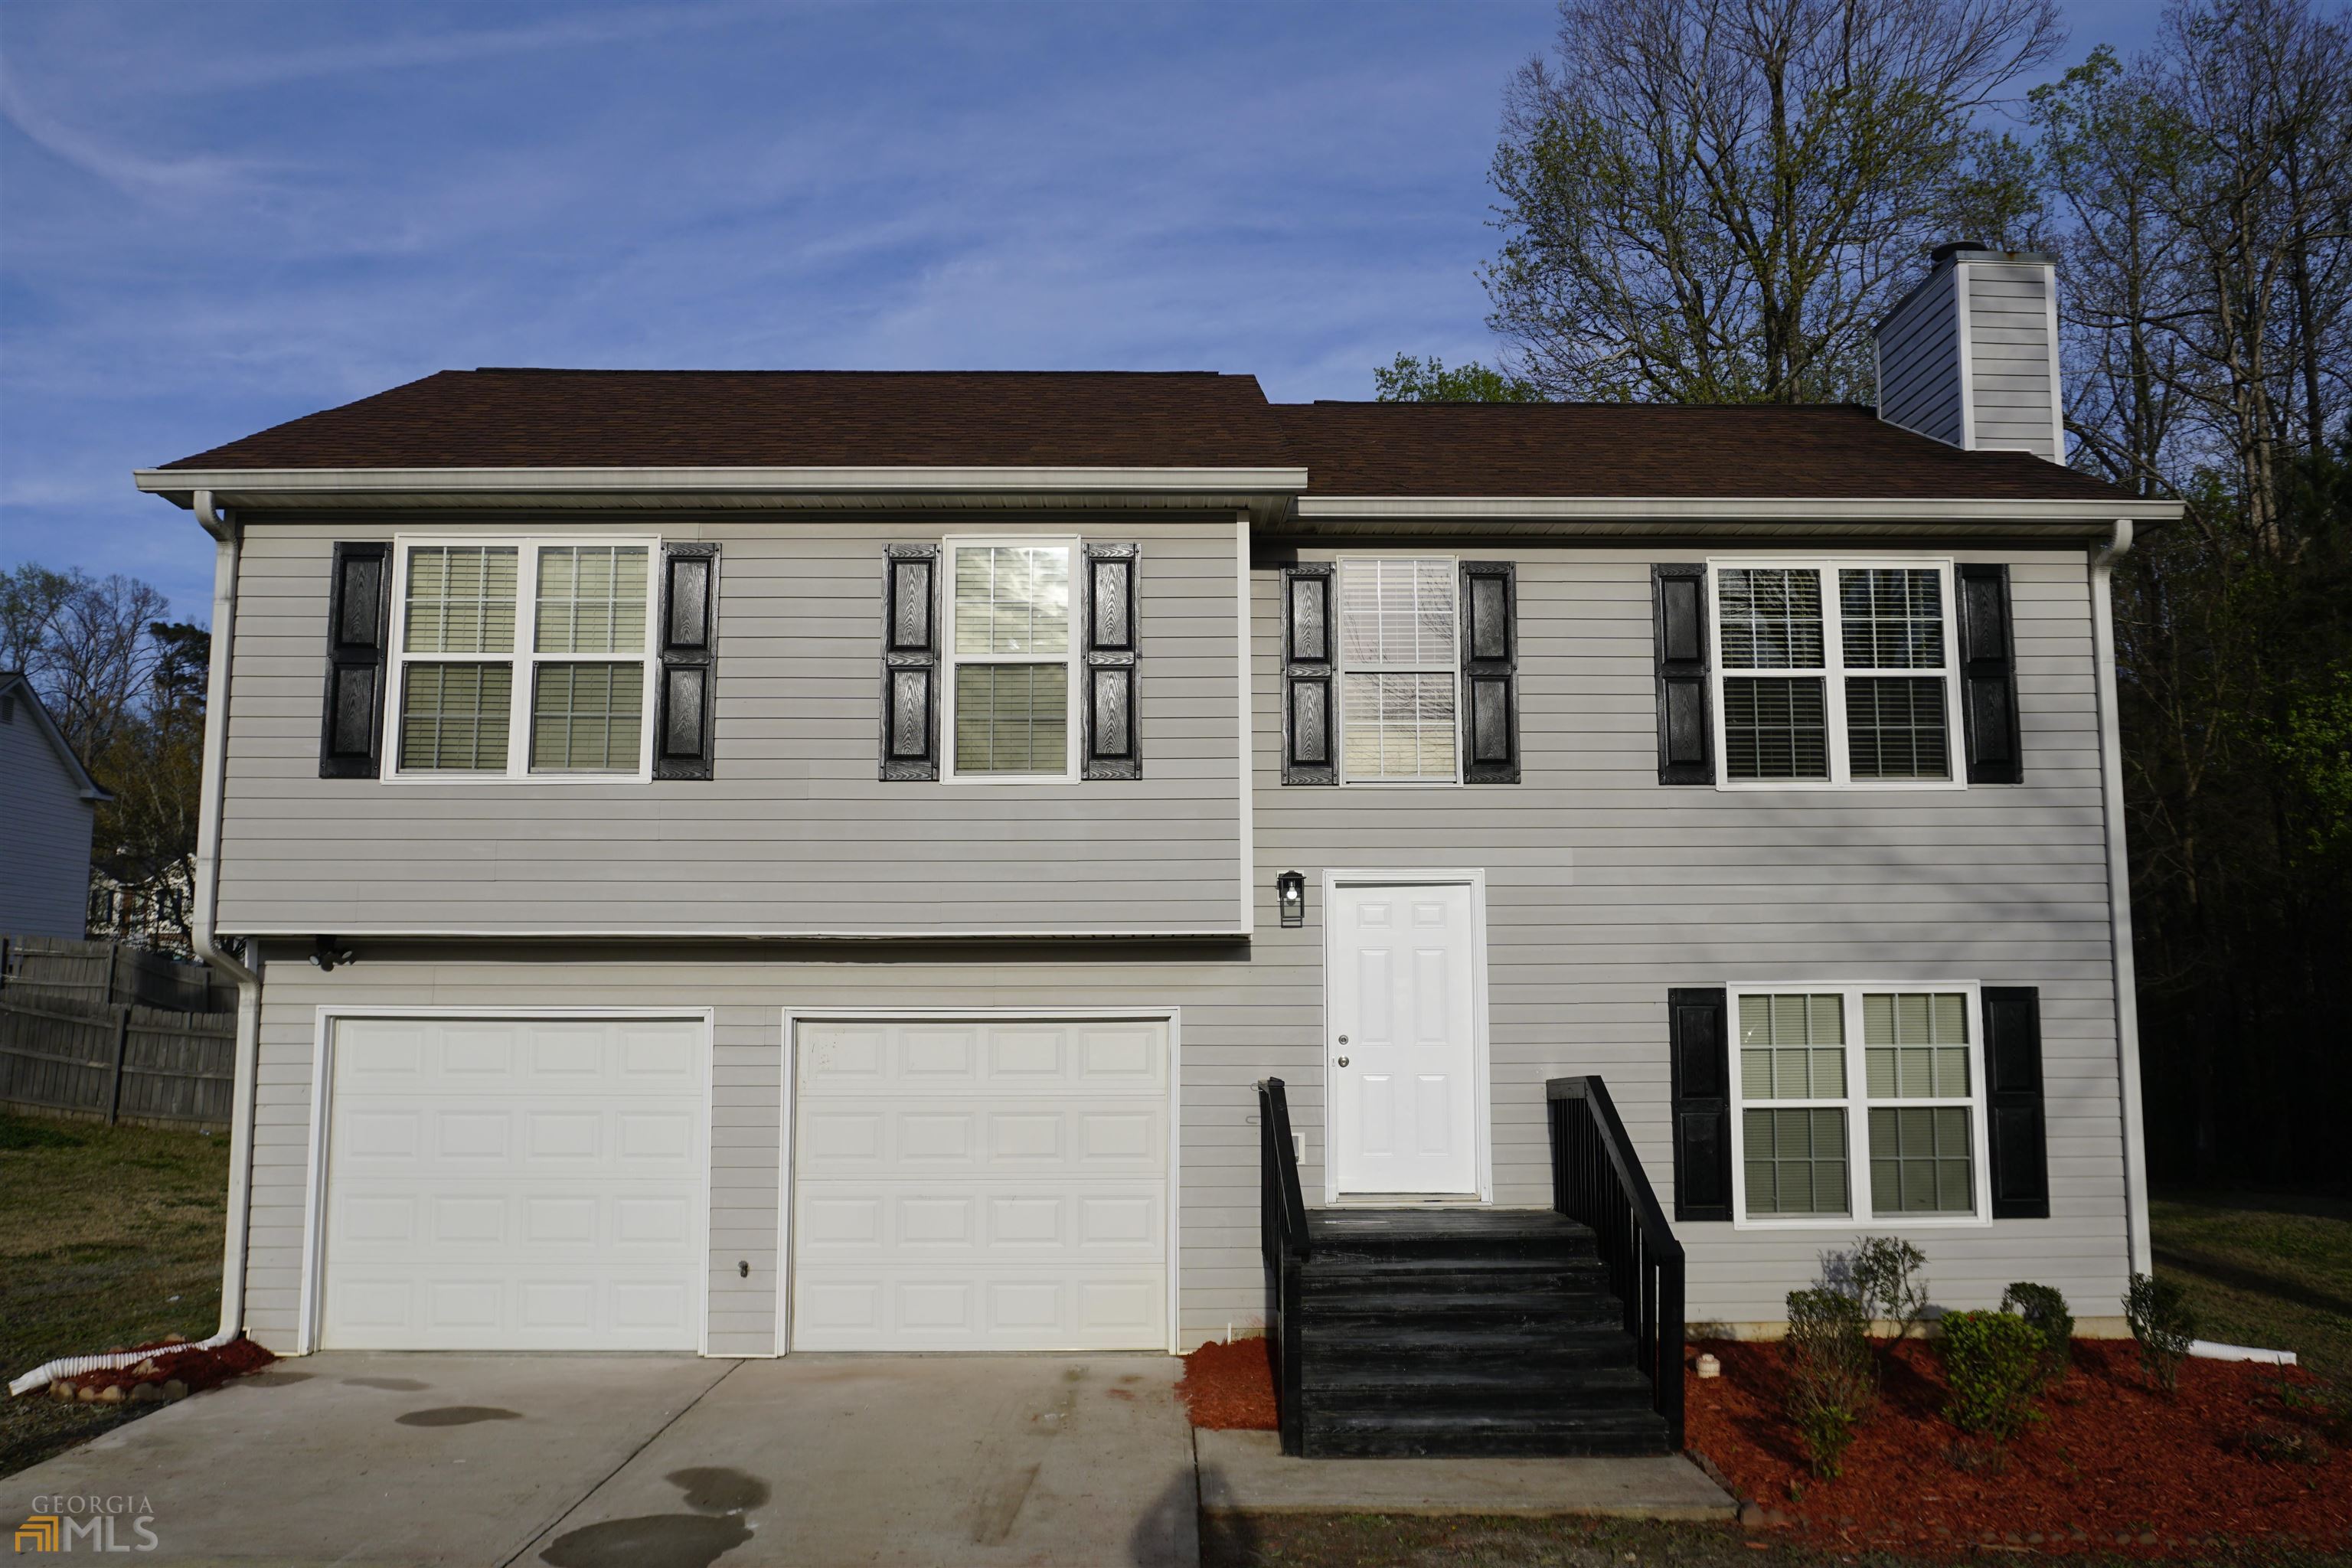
1710, 560, 1964, 786
1338, 557, 1458, 784
943, 537, 1078, 779
1730, 984, 1991, 1227
388, 537, 656, 779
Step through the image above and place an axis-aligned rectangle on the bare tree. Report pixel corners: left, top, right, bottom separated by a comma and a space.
1, 564, 171, 756
1485, 0, 2066, 403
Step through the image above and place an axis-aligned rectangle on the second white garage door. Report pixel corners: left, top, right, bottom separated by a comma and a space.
790, 1016, 1171, 1351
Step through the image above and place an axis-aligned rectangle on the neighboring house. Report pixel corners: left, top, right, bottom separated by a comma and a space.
0, 671, 109, 939
136, 243, 2180, 1452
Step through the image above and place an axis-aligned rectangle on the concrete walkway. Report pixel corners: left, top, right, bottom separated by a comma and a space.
1195, 1429, 1735, 1521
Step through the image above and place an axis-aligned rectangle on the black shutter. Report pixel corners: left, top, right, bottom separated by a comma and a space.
1460, 561, 1519, 784
1083, 543, 1141, 780
1958, 564, 2022, 784
1983, 986, 2050, 1219
1668, 987, 1733, 1221
654, 543, 720, 780
880, 544, 939, 781
319, 542, 390, 779
1653, 564, 1711, 785
1281, 564, 1337, 786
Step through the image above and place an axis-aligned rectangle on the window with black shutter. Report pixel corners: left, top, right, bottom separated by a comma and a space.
879, 544, 939, 781
1083, 543, 1141, 779
319, 541, 390, 779
1281, 563, 1336, 786
654, 543, 719, 780
1958, 564, 2023, 783
1459, 561, 1519, 784
1668, 987, 1733, 1220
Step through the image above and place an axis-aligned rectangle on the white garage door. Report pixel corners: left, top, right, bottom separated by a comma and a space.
320, 1016, 706, 1351
792, 1017, 1170, 1351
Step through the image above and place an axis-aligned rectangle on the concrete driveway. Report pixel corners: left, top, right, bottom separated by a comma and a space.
2, 1352, 1197, 1567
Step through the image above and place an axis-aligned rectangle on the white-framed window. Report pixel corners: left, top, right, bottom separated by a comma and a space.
1727, 983, 1992, 1228
1338, 557, 1459, 785
942, 536, 1080, 781
1708, 558, 1965, 788
385, 536, 657, 781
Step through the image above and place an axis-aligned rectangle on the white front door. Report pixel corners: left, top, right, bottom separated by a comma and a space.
1327, 880, 1481, 1197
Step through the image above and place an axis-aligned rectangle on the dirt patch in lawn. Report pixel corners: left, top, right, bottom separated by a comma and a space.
1687, 1336, 2352, 1557
1179, 1338, 1279, 1430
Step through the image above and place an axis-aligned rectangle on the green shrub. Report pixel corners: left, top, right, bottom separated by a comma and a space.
2000, 1281, 2074, 1387
1940, 1309, 2046, 1442
2124, 1272, 2197, 1392
1784, 1287, 1877, 1478
1851, 1236, 1931, 1343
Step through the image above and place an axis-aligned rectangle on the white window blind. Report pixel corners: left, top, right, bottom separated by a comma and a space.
943, 540, 1078, 779
388, 537, 655, 779
1338, 558, 1458, 782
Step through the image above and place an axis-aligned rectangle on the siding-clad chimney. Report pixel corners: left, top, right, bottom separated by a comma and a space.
1874, 242, 2065, 463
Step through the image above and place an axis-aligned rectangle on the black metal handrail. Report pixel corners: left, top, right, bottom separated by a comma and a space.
1547, 1075, 1686, 1449
1256, 1076, 1309, 1453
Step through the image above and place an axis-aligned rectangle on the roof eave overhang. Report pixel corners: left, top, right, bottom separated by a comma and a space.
1289, 495, 2182, 537
134, 466, 1311, 524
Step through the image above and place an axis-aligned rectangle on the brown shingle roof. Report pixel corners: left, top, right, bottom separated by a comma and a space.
158, 369, 1294, 472
1278, 401, 2126, 501
153, 369, 2134, 504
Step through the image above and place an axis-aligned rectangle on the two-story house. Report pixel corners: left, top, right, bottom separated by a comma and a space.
136, 244, 2177, 1453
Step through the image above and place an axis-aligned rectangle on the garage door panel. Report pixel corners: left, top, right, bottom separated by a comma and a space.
322, 1017, 705, 1352
792, 1018, 1168, 1352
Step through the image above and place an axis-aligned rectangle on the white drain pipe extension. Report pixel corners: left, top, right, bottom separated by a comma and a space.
10, 492, 261, 1397
2090, 517, 2151, 1277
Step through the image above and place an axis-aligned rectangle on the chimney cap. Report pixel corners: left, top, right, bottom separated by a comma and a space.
1930, 240, 2058, 266
1932, 240, 1996, 262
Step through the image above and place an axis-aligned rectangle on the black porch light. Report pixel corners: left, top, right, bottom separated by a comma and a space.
1276, 871, 1306, 928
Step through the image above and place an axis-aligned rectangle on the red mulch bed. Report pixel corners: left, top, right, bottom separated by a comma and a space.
1179, 1337, 1279, 1430
1687, 1336, 2351, 1557
48, 1335, 275, 1399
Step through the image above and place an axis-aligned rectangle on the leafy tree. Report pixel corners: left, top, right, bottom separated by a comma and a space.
1483, 0, 2064, 403
1372, 354, 1544, 402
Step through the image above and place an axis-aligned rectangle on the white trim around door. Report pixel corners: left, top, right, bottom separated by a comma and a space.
299, 1006, 717, 1357
1319, 871, 1492, 1205
779, 1008, 1183, 1356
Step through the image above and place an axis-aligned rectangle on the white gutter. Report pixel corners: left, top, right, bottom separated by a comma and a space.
2090, 518, 2152, 1276
10, 492, 263, 1396
1294, 495, 2187, 528
133, 464, 1309, 497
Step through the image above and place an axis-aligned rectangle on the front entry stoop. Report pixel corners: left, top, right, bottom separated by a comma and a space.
1193, 1429, 1735, 1520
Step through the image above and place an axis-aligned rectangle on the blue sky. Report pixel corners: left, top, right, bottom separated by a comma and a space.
1, 0, 2164, 622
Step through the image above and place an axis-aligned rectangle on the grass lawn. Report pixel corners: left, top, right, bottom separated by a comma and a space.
0, 1112, 229, 1479
2150, 1187, 2352, 1379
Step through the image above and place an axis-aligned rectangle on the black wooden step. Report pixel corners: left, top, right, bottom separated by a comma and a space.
1298, 1289, 1618, 1331
1305, 1209, 1595, 1263
1303, 1358, 1653, 1398
1300, 1256, 1612, 1295
1300, 1406, 1673, 1459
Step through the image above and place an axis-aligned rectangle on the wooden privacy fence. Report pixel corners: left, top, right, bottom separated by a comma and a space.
0, 935, 238, 1014
0, 991, 235, 1128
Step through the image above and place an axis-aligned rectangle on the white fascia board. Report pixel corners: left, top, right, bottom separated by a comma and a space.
135, 466, 1308, 498
1292, 495, 2184, 530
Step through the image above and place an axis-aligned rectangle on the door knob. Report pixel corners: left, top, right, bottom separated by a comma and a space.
1337, 1057, 1350, 1067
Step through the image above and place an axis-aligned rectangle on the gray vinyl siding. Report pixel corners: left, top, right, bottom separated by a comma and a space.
1967, 263, 2062, 459
1873, 268, 1965, 448
214, 514, 1243, 936
0, 694, 95, 939
227, 541, 2133, 1354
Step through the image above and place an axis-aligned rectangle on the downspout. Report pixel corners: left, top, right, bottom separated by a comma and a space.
2089, 518, 2152, 1276
9, 490, 263, 1395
